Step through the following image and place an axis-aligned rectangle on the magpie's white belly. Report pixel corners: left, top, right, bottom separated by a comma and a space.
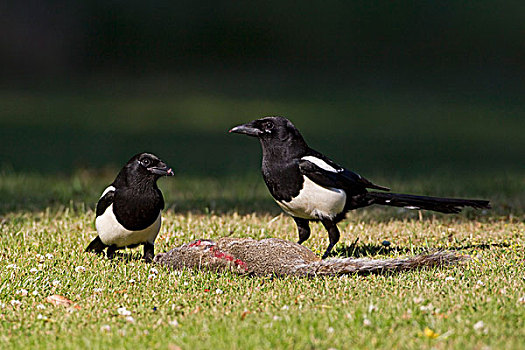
96, 204, 161, 247
276, 176, 346, 220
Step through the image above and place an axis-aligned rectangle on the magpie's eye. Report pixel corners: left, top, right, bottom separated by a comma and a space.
141, 158, 151, 167
262, 121, 274, 131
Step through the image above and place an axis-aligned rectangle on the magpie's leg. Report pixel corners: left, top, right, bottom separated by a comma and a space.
106, 245, 117, 259
143, 243, 154, 263
320, 219, 340, 259
293, 217, 311, 245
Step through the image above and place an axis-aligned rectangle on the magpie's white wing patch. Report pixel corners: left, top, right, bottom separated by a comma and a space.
96, 204, 161, 247
100, 186, 116, 198
301, 156, 340, 173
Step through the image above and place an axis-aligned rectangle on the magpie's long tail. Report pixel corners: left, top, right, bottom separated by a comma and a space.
367, 192, 490, 214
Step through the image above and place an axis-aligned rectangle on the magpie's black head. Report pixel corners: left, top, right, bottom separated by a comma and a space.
229, 116, 306, 146
120, 153, 174, 183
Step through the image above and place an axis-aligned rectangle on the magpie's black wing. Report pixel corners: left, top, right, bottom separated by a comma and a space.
156, 188, 165, 210
298, 156, 390, 193
96, 190, 115, 217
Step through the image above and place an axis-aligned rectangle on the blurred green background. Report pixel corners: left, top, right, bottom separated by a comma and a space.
1, 1, 524, 180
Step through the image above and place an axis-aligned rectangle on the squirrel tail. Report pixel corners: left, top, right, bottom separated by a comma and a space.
304, 250, 467, 276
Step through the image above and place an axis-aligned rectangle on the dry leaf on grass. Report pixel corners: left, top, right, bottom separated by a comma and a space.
45, 295, 81, 309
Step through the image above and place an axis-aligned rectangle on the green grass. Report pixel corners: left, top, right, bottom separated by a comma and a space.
0, 172, 523, 349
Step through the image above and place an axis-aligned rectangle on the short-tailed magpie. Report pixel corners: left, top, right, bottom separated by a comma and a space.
230, 116, 490, 258
85, 152, 174, 262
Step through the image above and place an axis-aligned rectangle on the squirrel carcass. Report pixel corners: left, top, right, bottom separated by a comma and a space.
154, 237, 466, 277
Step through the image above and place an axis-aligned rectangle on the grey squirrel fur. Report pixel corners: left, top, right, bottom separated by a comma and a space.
154, 237, 466, 277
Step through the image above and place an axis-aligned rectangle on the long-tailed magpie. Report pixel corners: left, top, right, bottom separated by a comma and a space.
85, 152, 174, 262
230, 116, 490, 258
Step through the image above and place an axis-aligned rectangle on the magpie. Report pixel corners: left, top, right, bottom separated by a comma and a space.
230, 116, 490, 258
85, 152, 174, 262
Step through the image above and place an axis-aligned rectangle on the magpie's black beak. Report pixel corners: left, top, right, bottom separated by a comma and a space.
149, 163, 175, 176
229, 123, 262, 137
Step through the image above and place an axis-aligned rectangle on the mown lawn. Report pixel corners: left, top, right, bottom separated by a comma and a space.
0, 171, 523, 349
1, 85, 524, 348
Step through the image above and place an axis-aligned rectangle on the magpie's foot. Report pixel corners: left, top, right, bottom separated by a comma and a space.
106, 246, 117, 259
143, 243, 154, 263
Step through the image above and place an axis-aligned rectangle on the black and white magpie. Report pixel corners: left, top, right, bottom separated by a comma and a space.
85, 152, 174, 262
230, 116, 490, 258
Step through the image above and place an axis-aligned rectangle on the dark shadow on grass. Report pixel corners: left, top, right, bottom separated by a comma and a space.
86, 250, 146, 263
112, 252, 147, 263
331, 241, 511, 259
447, 242, 511, 251
333, 241, 416, 258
